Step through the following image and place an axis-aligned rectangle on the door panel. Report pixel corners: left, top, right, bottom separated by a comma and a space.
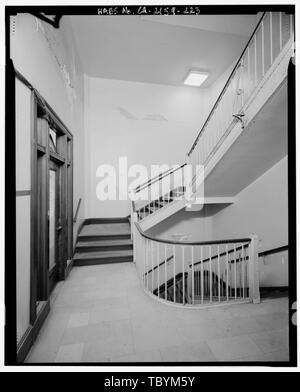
49, 168, 57, 272
48, 160, 60, 291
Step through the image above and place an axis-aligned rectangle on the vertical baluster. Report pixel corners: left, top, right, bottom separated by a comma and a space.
279, 12, 282, 51
242, 244, 245, 298
164, 244, 167, 300
217, 245, 221, 302
247, 47, 250, 98
239, 251, 242, 299
270, 12, 273, 63
290, 14, 293, 38
234, 244, 237, 300
201, 246, 204, 304
182, 247, 185, 305
220, 256, 224, 297
173, 245, 176, 303
226, 244, 229, 301
209, 246, 212, 302
245, 245, 248, 298
144, 237, 146, 287
197, 268, 199, 298
151, 241, 154, 293
146, 240, 149, 291
192, 246, 195, 305
254, 34, 257, 86
262, 20, 265, 76
157, 242, 160, 298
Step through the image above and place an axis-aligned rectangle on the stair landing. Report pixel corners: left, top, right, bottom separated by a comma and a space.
79, 223, 131, 238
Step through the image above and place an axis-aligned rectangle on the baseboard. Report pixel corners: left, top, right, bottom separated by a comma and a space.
260, 286, 288, 299
64, 259, 74, 279
17, 299, 50, 363
260, 286, 288, 291
73, 219, 85, 255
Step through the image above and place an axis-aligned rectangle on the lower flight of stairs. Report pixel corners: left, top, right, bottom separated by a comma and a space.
73, 217, 133, 266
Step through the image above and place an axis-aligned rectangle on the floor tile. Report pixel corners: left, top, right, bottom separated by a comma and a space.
160, 342, 216, 362
254, 313, 289, 331
248, 328, 289, 353
207, 335, 262, 361
176, 319, 227, 343
55, 343, 84, 363
25, 262, 290, 364
109, 349, 162, 363
238, 349, 289, 362
67, 313, 90, 328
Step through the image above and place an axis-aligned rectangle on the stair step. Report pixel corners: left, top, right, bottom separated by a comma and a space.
73, 249, 133, 266
84, 217, 130, 224
78, 222, 131, 242
78, 234, 131, 242
75, 239, 133, 252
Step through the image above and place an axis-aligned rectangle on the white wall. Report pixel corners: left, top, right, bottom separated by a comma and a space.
11, 14, 85, 238
84, 76, 211, 218
211, 156, 288, 287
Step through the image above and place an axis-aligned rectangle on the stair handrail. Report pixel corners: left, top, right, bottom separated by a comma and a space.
73, 198, 82, 223
132, 163, 187, 194
135, 222, 251, 246
187, 12, 267, 157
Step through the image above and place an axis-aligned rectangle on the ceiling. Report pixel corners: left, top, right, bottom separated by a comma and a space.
204, 80, 287, 197
68, 14, 259, 87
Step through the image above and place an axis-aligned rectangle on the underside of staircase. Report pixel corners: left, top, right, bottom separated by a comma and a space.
73, 218, 133, 266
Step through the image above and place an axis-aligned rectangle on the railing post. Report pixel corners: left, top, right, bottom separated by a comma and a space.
132, 212, 138, 264
130, 200, 135, 240
249, 234, 260, 304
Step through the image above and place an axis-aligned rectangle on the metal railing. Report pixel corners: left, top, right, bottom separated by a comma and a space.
133, 223, 260, 307
73, 198, 82, 223
131, 164, 187, 222
187, 11, 294, 168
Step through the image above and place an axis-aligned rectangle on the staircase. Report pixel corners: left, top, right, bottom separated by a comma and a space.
73, 218, 133, 266
131, 12, 294, 232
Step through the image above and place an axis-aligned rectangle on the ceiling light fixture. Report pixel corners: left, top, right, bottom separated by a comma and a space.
184, 70, 209, 87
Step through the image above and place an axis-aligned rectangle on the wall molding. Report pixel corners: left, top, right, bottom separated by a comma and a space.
17, 299, 50, 363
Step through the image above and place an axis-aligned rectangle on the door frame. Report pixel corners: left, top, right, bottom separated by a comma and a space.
48, 159, 61, 294
29, 87, 73, 323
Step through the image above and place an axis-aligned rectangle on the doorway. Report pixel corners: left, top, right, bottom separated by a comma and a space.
33, 102, 73, 314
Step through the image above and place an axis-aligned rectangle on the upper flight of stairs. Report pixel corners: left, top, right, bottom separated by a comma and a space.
136, 186, 185, 222
73, 218, 133, 266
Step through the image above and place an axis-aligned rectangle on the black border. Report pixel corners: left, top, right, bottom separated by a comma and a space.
5, 4, 297, 368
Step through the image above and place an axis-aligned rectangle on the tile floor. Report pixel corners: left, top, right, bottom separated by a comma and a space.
25, 262, 289, 364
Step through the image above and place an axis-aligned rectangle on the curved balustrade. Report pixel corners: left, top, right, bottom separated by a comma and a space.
133, 223, 260, 308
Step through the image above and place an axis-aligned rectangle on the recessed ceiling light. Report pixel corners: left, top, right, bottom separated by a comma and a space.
184, 70, 209, 87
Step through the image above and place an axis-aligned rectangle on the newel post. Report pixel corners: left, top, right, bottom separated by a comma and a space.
249, 234, 260, 304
